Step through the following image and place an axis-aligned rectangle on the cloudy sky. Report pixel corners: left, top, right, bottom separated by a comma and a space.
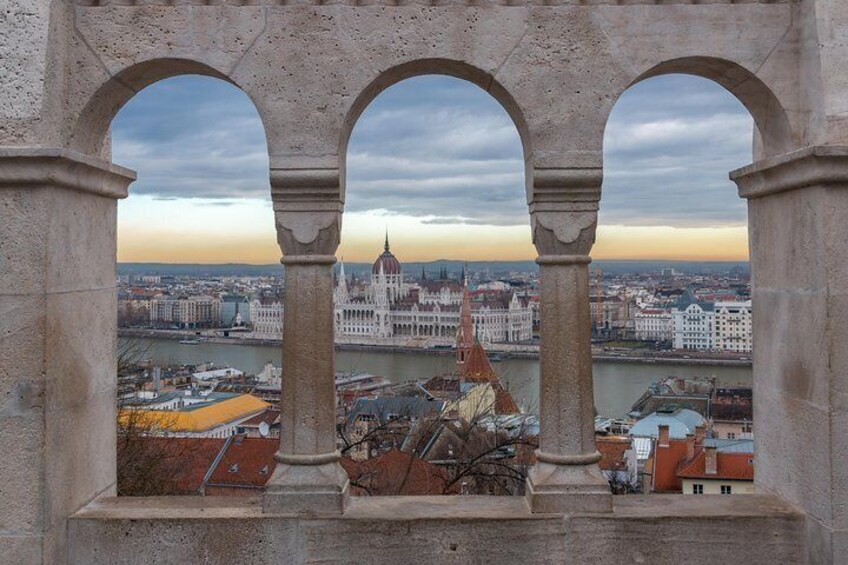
114, 74, 752, 264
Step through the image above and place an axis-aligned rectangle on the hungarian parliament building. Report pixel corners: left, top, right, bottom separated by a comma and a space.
250, 237, 534, 346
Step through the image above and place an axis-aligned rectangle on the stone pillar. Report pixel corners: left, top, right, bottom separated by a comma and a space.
731, 146, 848, 565
0, 148, 135, 563
263, 163, 349, 514
525, 166, 611, 513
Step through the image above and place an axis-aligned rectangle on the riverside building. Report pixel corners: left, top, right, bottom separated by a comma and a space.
333, 236, 533, 346
149, 295, 221, 329
672, 290, 752, 353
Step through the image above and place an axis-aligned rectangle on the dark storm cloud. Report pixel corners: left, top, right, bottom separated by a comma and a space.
112, 74, 753, 228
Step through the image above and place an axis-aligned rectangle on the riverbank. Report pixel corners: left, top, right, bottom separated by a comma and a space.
118, 328, 752, 367
118, 335, 753, 418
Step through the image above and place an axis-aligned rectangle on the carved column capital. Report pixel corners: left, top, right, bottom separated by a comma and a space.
0, 147, 136, 198
529, 166, 601, 256
271, 164, 343, 256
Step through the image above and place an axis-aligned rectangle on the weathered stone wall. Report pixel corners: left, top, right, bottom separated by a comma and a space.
732, 146, 848, 565
0, 149, 135, 563
58, 4, 802, 161
68, 495, 804, 565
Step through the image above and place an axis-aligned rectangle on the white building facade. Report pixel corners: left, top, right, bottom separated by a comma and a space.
244, 240, 534, 345
713, 301, 753, 353
334, 238, 533, 346
671, 292, 752, 353
634, 308, 674, 341
149, 296, 221, 328
249, 299, 284, 340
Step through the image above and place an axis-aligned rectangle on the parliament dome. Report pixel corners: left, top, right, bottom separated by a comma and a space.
372, 234, 401, 275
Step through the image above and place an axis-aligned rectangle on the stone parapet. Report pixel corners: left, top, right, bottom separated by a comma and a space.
69, 0, 795, 6
68, 495, 805, 564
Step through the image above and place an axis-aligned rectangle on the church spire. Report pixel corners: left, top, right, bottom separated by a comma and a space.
456, 272, 474, 368
384, 229, 390, 253
336, 259, 349, 302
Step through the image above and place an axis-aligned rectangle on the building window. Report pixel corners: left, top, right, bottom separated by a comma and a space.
727, 432, 736, 439
721, 485, 732, 495
693, 484, 704, 495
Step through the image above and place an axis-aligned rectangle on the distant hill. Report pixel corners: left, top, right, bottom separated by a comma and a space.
118, 260, 749, 278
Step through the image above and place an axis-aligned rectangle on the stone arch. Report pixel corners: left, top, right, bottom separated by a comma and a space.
69, 58, 271, 159
613, 56, 795, 158
339, 58, 533, 203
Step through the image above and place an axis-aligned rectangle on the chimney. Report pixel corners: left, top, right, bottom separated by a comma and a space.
658, 424, 670, 448
695, 425, 706, 446
705, 445, 718, 475
685, 433, 695, 460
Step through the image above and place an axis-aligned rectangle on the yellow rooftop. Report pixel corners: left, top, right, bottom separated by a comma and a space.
120, 394, 270, 433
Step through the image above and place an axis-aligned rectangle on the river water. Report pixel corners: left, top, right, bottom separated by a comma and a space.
131, 338, 752, 419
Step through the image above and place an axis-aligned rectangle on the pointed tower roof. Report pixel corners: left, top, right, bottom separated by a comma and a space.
455, 276, 474, 368
373, 233, 401, 275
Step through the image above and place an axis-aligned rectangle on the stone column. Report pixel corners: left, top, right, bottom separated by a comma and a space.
0, 148, 135, 563
731, 146, 848, 565
525, 166, 611, 513
263, 163, 349, 514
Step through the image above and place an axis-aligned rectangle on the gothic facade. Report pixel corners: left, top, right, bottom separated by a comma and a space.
333, 239, 533, 346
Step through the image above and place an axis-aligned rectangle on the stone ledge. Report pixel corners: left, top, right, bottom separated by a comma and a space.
69, 494, 804, 564
0, 147, 136, 199
74, 493, 801, 521
70, 1, 795, 6
731, 145, 848, 199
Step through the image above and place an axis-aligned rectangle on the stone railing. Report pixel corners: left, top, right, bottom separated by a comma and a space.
68, 494, 804, 563
69, 0, 795, 7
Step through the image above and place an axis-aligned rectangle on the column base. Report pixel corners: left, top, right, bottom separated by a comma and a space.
262, 459, 350, 516
526, 460, 612, 514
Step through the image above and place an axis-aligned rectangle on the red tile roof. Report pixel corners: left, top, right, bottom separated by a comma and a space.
117, 437, 225, 495
240, 407, 280, 427
677, 451, 754, 481
340, 450, 456, 496
462, 343, 498, 383
460, 344, 520, 415
596, 437, 631, 472
651, 438, 692, 493
422, 375, 462, 395
206, 437, 278, 491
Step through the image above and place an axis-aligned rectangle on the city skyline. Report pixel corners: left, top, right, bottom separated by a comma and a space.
114, 74, 753, 264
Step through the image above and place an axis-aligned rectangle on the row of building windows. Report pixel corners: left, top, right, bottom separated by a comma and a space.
691, 484, 733, 494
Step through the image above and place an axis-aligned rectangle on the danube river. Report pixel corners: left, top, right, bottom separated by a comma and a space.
131, 338, 752, 419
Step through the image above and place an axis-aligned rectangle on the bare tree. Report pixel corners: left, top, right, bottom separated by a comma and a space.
115, 336, 204, 496
429, 386, 538, 496
117, 337, 152, 380
116, 409, 204, 496
338, 389, 538, 496
605, 459, 638, 495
